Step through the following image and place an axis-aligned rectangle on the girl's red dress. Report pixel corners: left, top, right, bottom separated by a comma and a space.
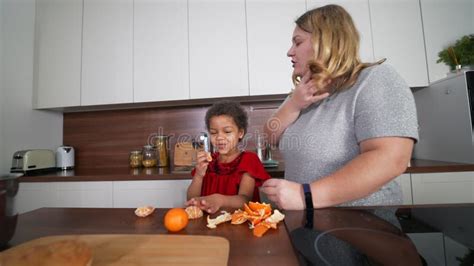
191, 151, 270, 202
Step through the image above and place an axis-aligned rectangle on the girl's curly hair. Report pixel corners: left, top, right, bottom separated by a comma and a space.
205, 100, 248, 136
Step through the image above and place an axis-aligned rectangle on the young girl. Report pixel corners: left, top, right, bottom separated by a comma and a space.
186, 101, 270, 214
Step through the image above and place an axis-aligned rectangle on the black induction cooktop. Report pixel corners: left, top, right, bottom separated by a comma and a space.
284, 205, 474, 266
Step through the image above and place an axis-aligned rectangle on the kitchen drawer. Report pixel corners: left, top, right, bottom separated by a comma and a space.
113, 180, 191, 208
412, 172, 474, 204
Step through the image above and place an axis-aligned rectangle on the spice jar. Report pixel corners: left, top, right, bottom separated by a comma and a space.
142, 145, 157, 168
129, 150, 143, 168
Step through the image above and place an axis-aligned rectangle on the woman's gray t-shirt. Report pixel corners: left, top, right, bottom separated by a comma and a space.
279, 64, 419, 206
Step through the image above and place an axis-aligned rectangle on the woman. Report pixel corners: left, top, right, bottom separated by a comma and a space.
261, 4, 418, 209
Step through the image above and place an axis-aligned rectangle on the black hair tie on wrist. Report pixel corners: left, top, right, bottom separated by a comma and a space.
303, 183, 314, 228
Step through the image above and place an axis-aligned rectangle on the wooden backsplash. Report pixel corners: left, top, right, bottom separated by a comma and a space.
63, 100, 284, 170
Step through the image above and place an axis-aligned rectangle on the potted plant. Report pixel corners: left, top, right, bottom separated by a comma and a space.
437, 34, 474, 71
456, 249, 474, 266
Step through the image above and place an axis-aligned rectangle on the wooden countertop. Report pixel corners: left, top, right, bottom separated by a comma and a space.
5, 205, 474, 265
5, 208, 300, 266
18, 159, 474, 183
405, 159, 474, 173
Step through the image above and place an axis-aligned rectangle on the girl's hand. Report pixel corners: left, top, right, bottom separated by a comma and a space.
186, 194, 223, 214
260, 179, 305, 210
185, 197, 199, 207
290, 71, 330, 110
193, 151, 211, 178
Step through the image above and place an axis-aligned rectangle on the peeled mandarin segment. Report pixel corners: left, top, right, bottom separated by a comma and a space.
185, 206, 203, 219
134, 206, 155, 217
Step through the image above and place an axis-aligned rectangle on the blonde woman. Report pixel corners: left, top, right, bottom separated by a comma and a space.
261, 5, 418, 210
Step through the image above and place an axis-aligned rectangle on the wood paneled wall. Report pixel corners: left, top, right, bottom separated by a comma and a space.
63, 100, 284, 170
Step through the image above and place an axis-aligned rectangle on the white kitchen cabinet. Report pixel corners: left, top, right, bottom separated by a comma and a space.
394, 174, 413, 205
53, 182, 113, 208
369, 0, 428, 87
16, 183, 53, 214
15, 180, 190, 214
34, 0, 82, 108
15, 182, 113, 214
306, 0, 374, 62
246, 0, 306, 96
420, 0, 474, 83
134, 0, 189, 102
411, 172, 474, 204
81, 0, 133, 105
188, 0, 249, 99
113, 180, 191, 208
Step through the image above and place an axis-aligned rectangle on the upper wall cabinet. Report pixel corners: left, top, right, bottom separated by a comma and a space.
246, 0, 306, 96
307, 0, 374, 62
33, 0, 471, 109
81, 0, 133, 106
420, 0, 474, 83
188, 0, 249, 99
370, 0, 428, 87
134, 0, 189, 103
34, 0, 82, 108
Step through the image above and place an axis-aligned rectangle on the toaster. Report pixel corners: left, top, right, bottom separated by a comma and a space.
10, 149, 56, 173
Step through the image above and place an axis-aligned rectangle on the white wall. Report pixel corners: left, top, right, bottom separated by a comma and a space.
0, 0, 5, 174
421, 0, 474, 83
0, 0, 63, 175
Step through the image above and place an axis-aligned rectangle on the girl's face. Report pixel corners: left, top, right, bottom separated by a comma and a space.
287, 26, 315, 77
208, 115, 244, 156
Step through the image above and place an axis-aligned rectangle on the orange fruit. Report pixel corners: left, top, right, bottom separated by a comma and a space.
164, 208, 189, 232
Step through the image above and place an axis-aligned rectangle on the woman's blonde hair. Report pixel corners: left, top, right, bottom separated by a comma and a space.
293, 4, 384, 93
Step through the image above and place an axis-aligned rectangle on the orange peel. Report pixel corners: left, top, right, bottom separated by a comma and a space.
206, 202, 285, 237
248, 201, 272, 215
206, 211, 232, 229
231, 210, 247, 225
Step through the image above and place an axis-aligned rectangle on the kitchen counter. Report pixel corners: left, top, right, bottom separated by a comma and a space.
18, 163, 286, 182
2, 204, 474, 265
4, 207, 299, 265
18, 159, 474, 182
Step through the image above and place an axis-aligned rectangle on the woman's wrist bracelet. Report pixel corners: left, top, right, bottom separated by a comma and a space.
302, 183, 313, 209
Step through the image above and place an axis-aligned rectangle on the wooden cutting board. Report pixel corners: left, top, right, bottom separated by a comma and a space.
0, 234, 229, 265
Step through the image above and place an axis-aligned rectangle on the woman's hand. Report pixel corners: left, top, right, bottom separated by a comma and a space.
264, 72, 330, 146
290, 71, 330, 111
193, 151, 211, 179
186, 194, 223, 214
260, 179, 305, 210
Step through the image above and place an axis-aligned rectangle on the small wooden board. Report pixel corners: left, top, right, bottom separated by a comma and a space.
0, 234, 229, 265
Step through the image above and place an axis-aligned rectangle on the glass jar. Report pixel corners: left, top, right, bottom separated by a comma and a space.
154, 135, 169, 167
142, 145, 157, 168
129, 150, 143, 168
